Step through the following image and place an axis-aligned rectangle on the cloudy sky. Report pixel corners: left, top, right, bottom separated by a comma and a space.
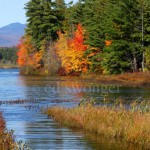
0, 0, 77, 27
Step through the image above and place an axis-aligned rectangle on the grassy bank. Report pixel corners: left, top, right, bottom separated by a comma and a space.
46, 102, 150, 149
81, 72, 150, 87
0, 63, 18, 69
0, 112, 16, 150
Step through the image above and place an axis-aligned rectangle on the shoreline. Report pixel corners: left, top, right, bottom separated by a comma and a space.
1, 68, 150, 87
80, 72, 150, 87
0, 67, 19, 69
0, 65, 18, 69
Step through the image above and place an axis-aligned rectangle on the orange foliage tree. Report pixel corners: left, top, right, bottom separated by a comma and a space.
17, 36, 43, 74
55, 24, 89, 75
105, 40, 112, 46
69, 24, 88, 51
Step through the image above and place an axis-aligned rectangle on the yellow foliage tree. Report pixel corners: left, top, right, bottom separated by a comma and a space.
55, 24, 89, 75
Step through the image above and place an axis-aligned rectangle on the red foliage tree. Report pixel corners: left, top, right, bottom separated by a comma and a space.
56, 24, 89, 75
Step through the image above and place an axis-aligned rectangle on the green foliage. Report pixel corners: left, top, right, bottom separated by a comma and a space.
82, 0, 110, 48
80, 0, 111, 74
0, 47, 18, 65
82, 0, 150, 74
25, 0, 65, 49
145, 46, 150, 70
63, 0, 85, 37
84, 48, 103, 74
101, 41, 131, 74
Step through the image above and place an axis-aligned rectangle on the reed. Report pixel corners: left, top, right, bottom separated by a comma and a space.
81, 72, 150, 87
46, 99, 150, 149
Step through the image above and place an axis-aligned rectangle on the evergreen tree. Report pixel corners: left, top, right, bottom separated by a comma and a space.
25, 0, 43, 48
100, 0, 139, 74
25, 0, 65, 49
0, 47, 18, 64
82, 0, 111, 73
54, 0, 66, 34
101, 0, 150, 74
140, 0, 150, 71
64, 0, 85, 37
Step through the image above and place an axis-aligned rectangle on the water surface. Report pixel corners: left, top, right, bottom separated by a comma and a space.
0, 69, 148, 150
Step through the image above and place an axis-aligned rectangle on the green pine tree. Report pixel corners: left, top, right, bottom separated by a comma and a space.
101, 0, 150, 74
25, 0, 65, 49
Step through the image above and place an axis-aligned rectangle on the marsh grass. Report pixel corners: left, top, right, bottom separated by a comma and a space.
46, 99, 150, 149
81, 72, 150, 86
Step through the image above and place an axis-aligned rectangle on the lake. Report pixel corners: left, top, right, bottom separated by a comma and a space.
0, 69, 149, 150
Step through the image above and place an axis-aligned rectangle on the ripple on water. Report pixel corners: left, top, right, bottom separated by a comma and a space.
0, 69, 146, 150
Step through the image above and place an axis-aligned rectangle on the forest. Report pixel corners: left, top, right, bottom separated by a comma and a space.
0, 1, 149, 149
0, 47, 18, 68
17, 0, 150, 75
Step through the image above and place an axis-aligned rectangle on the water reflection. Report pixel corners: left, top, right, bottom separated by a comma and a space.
82, 132, 142, 150
24, 119, 91, 150
19, 75, 88, 103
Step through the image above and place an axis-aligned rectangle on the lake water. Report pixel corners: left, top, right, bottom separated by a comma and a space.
0, 69, 149, 150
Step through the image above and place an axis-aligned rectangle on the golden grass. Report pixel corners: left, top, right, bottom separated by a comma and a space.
46, 104, 150, 149
81, 72, 150, 87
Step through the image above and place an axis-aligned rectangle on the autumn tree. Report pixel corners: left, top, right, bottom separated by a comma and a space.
17, 36, 43, 75
55, 24, 89, 75
20, 0, 150, 75
25, 0, 65, 49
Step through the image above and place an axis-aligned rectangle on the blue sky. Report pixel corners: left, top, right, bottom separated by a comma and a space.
0, 0, 77, 28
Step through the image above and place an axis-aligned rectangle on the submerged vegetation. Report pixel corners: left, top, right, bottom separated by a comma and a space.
17, 0, 150, 75
46, 99, 150, 149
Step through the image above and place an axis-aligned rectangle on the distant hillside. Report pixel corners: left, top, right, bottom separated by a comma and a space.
0, 23, 26, 47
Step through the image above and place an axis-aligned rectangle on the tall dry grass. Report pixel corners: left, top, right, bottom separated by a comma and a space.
46, 101, 150, 149
81, 72, 150, 86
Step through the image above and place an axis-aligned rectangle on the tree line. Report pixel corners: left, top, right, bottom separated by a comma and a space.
17, 0, 150, 75
0, 47, 18, 66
